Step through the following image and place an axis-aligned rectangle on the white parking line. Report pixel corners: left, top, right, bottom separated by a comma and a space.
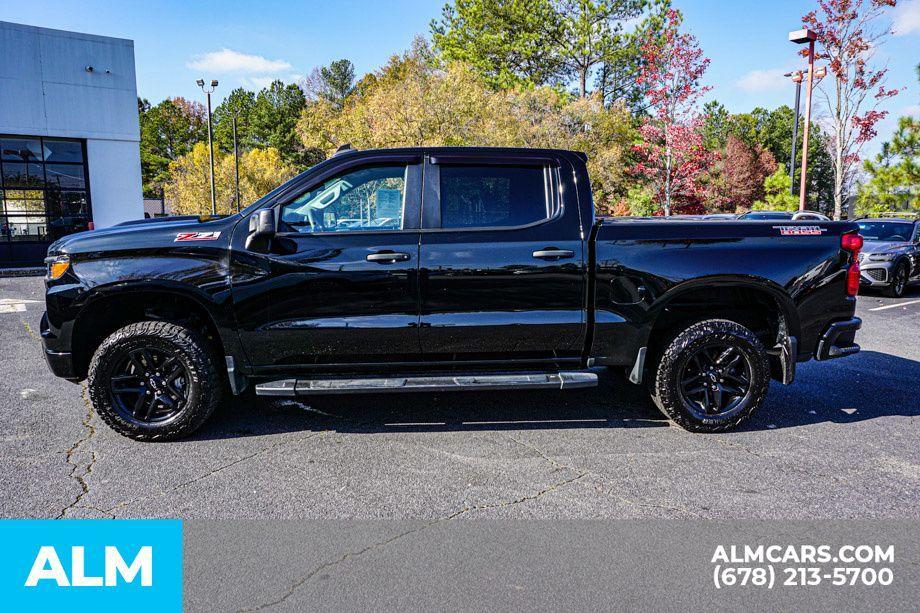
869, 299, 920, 311
0, 298, 39, 313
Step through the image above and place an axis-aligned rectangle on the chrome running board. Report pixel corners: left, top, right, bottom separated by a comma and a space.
255, 371, 598, 396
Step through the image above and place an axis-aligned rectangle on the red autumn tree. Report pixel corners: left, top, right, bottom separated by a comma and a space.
721, 136, 778, 211
630, 9, 714, 216
802, 0, 900, 219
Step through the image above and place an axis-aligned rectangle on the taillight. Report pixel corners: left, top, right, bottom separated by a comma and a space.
842, 232, 863, 297
846, 262, 860, 297
841, 232, 863, 256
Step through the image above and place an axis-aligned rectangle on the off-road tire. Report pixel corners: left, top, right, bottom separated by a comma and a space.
87, 321, 223, 441
650, 319, 769, 433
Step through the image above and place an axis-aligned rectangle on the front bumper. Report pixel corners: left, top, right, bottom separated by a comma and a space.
40, 311, 79, 381
815, 317, 861, 361
859, 259, 895, 287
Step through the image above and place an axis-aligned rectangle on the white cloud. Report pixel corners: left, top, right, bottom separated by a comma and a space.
736, 68, 791, 93
892, 0, 920, 36
900, 104, 920, 117
187, 48, 292, 73
239, 74, 303, 90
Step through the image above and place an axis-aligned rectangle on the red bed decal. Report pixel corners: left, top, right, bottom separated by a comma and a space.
174, 231, 222, 242
773, 225, 825, 236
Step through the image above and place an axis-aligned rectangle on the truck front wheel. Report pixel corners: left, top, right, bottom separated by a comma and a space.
87, 321, 224, 441
651, 319, 769, 432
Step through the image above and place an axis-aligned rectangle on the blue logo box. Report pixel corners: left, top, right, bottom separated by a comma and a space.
0, 520, 182, 612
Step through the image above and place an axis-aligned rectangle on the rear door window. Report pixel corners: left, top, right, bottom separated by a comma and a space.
438, 165, 554, 229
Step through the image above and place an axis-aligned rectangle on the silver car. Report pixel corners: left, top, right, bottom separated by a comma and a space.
857, 218, 920, 297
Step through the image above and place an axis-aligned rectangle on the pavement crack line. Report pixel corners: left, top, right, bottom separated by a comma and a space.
499, 432, 705, 519
57, 384, 100, 518
238, 472, 586, 612
106, 430, 330, 515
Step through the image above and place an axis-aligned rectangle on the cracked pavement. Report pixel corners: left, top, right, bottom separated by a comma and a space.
1, 275, 918, 525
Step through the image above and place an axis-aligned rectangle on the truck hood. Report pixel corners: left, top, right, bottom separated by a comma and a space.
47, 215, 240, 256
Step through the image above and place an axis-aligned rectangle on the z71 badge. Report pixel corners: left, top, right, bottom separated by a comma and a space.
174, 231, 221, 242
773, 225, 826, 236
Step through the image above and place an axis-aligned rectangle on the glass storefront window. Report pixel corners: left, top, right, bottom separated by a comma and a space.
0, 136, 90, 267
2, 163, 45, 187
0, 138, 43, 162
6, 216, 47, 241
43, 139, 84, 163
45, 164, 85, 189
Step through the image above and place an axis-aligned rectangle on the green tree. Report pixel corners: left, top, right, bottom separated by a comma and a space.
753, 167, 799, 211
213, 88, 257, 153
138, 97, 206, 197
431, 0, 656, 101
553, 0, 648, 98
430, 0, 564, 89
249, 80, 310, 168
306, 59, 356, 109
857, 116, 919, 215
700, 103, 835, 213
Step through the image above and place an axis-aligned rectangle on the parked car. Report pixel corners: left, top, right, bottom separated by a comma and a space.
792, 211, 830, 221
737, 210, 829, 221
856, 217, 920, 297
41, 147, 863, 440
737, 211, 794, 220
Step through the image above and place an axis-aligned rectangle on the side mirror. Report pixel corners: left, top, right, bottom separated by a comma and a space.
245, 209, 276, 251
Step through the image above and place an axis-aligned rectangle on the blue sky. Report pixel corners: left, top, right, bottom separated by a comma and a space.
3, 0, 918, 154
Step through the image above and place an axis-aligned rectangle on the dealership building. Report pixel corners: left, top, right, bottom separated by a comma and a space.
0, 21, 142, 268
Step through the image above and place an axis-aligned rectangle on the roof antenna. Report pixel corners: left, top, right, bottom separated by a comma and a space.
333, 143, 354, 156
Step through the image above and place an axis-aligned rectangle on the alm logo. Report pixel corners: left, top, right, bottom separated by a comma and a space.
25, 545, 153, 587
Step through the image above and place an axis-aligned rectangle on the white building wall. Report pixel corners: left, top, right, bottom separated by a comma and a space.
87, 139, 144, 227
0, 21, 142, 227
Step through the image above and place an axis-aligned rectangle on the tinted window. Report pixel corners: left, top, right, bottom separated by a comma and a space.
857, 221, 913, 241
281, 165, 406, 233
741, 211, 792, 220
439, 165, 551, 229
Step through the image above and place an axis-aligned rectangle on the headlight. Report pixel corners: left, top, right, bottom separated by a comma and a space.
867, 252, 896, 262
45, 255, 70, 280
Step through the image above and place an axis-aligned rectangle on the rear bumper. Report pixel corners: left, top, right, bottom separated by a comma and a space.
815, 317, 861, 361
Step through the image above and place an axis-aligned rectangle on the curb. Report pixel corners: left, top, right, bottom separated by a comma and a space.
0, 267, 44, 278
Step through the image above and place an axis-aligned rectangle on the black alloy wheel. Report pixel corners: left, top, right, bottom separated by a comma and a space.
87, 321, 224, 441
888, 262, 908, 298
677, 343, 753, 420
650, 319, 770, 432
109, 347, 190, 424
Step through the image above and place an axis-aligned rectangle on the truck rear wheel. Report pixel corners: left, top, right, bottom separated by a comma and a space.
650, 319, 769, 432
87, 321, 223, 441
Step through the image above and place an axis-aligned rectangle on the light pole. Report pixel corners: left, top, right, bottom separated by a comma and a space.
788, 29, 817, 211
784, 70, 804, 196
196, 78, 219, 215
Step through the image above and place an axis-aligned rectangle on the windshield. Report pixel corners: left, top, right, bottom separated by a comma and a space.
857, 221, 913, 241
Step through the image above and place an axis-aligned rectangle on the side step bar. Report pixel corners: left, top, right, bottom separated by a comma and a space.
255, 371, 598, 396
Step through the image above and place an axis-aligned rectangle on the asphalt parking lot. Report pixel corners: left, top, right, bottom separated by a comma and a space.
1, 275, 918, 520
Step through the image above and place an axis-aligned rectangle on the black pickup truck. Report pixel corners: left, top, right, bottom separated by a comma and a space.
41, 147, 863, 440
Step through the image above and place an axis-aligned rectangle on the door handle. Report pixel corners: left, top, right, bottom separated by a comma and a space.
532, 248, 574, 260
366, 251, 410, 263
